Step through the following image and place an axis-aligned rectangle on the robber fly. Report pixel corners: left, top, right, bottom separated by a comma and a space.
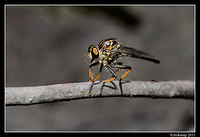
88, 38, 160, 95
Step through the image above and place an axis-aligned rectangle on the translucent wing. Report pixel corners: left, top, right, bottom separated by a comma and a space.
117, 46, 160, 64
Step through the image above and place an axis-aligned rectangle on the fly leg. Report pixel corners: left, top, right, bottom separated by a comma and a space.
88, 62, 103, 95
99, 65, 120, 95
111, 64, 132, 95
88, 61, 99, 82
103, 81, 117, 89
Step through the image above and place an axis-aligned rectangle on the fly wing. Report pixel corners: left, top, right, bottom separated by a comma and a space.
118, 46, 160, 64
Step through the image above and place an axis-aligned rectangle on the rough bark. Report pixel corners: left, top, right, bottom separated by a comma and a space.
6, 80, 194, 106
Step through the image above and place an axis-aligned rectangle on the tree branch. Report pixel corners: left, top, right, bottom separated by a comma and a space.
6, 80, 194, 106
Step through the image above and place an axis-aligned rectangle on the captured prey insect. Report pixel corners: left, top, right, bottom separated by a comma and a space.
87, 38, 160, 95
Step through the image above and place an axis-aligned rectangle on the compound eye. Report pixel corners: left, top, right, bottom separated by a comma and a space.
88, 45, 99, 58
92, 47, 99, 56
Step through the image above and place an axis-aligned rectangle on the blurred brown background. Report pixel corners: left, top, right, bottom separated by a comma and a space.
6, 5, 194, 131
